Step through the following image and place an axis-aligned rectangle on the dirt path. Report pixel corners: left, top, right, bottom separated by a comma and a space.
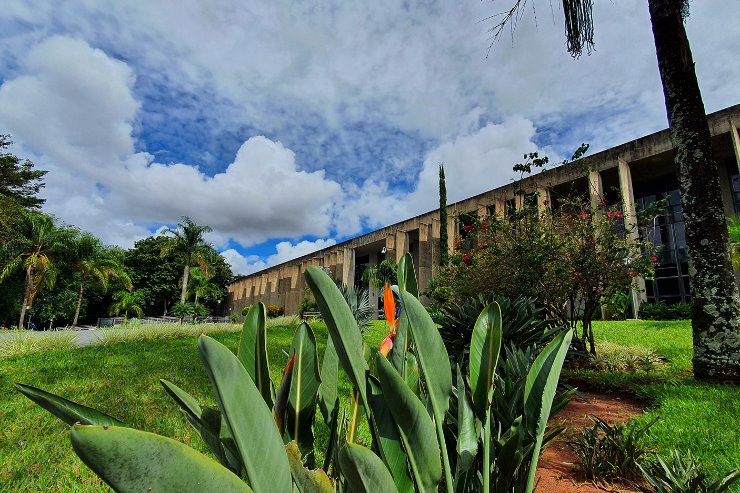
535, 390, 646, 493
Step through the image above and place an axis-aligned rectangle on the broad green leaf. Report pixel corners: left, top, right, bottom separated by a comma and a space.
286, 323, 321, 461
397, 253, 418, 297
322, 401, 340, 472
15, 383, 124, 427
454, 366, 477, 477
389, 306, 409, 375
399, 291, 452, 423
160, 379, 237, 472
469, 302, 503, 421
70, 425, 252, 492
317, 334, 338, 426
304, 267, 369, 409
404, 351, 420, 397
285, 441, 333, 493
368, 375, 414, 493
338, 443, 398, 493
274, 353, 295, 435
376, 354, 441, 493
522, 329, 573, 493
199, 335, 291, 492
237, 303, 273, 408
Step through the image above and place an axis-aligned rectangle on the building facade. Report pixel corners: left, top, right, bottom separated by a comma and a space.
228, 104, 740, 318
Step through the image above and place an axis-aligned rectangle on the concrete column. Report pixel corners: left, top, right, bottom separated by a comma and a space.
588, 169, 604, 210
515, 194, 525, 211
395, 230, 407, 262
494, 197, 505, 218
731, 119, 740, 174
536, 186, 551, 213
618, 158, 647, 316
342, 247, 355, 288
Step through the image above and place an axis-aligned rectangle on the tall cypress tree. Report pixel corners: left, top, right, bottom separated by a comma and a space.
439, 164, 449, 266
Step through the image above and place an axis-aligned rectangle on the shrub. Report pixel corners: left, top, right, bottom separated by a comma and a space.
438, 294, 563, 364
241, 305, 252, 316
265, 304, 284, 318
592, 341, 666, 373
639, 450, 740, 493
567, 416, 657, 482
639, 301, 691, 321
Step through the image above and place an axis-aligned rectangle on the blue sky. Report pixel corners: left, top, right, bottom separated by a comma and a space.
0, 1, 738, 275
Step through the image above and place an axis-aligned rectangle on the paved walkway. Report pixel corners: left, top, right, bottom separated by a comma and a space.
0, 327, 103, 348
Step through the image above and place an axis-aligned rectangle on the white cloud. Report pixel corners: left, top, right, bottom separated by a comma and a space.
222, 238, 337, 275
0, 36, 342, 249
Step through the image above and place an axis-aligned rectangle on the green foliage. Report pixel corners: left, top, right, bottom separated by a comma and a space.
726, 216, 740, 271
602, 290, 633, 320
125, 236, 183, 315
241, 305, 252, 316
161, 216, 215, 305
265, 304, 284, 318
639, 450, 740, 493
640, 301, 692, 321
438, 294, 562, 364
0, 135, 47, 209
592, 341, 666, 373
567, 416, 657, 482
361, 258, 398, 288
337, 284, 371, 333
108, 290, 145, 319
440, 164, 449, 267
170, 301, 209, 320
16, 256, 573, 493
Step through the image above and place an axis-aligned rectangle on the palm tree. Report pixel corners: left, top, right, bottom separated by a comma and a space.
492, 0, 740, 381
0, 211, 75, 329
108, 290, 145, 321
361, 258, 398, 289
187, 266, 223, 307
70, 232, 132, 327
160, 217, 213, 304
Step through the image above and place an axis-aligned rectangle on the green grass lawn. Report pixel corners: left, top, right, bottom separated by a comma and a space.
1, 319, 738, 491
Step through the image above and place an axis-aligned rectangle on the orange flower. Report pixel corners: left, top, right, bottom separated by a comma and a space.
384, 283, 397, 335
379, 335, 394, 357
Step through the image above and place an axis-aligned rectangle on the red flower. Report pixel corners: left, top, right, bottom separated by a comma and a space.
629, 271, 637, 277
463, 225, 474, 232
651, 256, 658, 262
616, 211, 623, 219
579, 212, 590, 219
462, 253, 473, 264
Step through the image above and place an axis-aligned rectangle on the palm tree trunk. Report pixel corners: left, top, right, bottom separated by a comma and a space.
72, 274, 87, 327
648, 0, 740, 381
18, 264, 33, 329
180, 264, 190, 304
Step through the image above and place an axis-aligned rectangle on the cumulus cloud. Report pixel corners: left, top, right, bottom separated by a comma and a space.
222, 238, 337, 275
0, 36, 342, 250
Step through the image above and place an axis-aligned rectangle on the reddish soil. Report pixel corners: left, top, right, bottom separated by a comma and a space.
535, 390, 646, 493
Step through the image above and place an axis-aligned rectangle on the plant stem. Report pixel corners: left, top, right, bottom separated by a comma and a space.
348, 389, 359, 443
436, 416, 454, 493
483, 409, 491, 493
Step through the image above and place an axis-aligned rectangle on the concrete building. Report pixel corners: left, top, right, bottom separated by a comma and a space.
228, 104, 740, 318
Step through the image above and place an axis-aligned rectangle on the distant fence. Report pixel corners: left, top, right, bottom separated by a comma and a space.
97, 316, 231, 328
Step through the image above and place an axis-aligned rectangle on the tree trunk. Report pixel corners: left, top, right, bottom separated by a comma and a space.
18, 264, 33, 329
72, 273, 87, 327
649, 0, 740, 381
180, 264, 190, 304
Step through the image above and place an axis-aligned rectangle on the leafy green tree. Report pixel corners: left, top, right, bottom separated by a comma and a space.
69, 232, 131, 327
160, 217, 213, 304
187, 266, 224, 306
361, 258, 398, 288
491, 0, 740, 381
439, 164, 449, 266
108, 290, 145, 320
125, 236, 183, 315
0, 134, 47, 209
0, 211, 75, 329
727, 217, 740, 271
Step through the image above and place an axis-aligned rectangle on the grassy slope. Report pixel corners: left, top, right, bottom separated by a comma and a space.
1, 320, 738, 490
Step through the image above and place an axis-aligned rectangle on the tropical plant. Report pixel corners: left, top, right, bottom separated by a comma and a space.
160, 216, 214, 304
108, 290, 145, 321
16, 253, 573, 493
0, 211, 76, 330
639, 301, 692, 321
438, 293, 562, 364
69, 232, 131, 327
0, 134, 47, 209
337, 284, 371, 334
440, 164, 449, 266
361, 258, 398, 288
638, 450, 740, 493
567, 416, 657, 482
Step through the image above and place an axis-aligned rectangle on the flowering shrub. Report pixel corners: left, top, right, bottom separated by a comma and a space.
265, 304, 284, 318
440, 195, 655, 355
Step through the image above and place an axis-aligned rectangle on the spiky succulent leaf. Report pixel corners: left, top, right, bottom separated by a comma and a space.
15, 383, 124, 427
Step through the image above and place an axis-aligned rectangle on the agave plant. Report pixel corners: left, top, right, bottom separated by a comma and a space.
16, 253, 572, 492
